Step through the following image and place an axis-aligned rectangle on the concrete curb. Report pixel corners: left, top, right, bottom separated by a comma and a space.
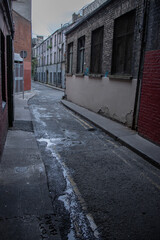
34, 81, 65, 92
61, 100, 160, 170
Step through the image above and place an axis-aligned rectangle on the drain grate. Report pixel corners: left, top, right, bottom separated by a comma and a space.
11, 120, 33, 132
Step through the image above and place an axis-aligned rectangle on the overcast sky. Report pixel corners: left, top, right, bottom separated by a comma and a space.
32, 0, 93, 38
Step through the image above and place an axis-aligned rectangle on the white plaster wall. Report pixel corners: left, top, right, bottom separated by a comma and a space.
66, 76, 137, 126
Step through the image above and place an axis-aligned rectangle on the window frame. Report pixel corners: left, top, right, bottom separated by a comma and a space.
111, 10, 136, 76
77, 36, 85, 74
90, 26, 104, 74
67, 42, 73, 74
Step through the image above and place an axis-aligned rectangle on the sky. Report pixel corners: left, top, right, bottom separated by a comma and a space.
32, 0, 93, 38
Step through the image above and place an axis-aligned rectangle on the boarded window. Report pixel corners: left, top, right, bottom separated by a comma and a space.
77, 36, 85, 73
90, 26, 104, 74
0, 30, 6, 104
67, 42, 73, 73
112, 10, 136, 75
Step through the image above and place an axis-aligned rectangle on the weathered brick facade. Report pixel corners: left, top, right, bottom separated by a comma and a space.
13, 10, 31, 91
66, 0, 144, 77
65, 0, 145, 127
138, 0, 160, 145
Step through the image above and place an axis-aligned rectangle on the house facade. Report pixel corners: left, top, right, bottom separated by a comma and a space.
12, 0, 32, 91
0, 0, 14, 157
35, 26, 67, 89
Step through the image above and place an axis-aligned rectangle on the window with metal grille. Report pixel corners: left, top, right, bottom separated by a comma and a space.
0, 30, 6, 105
112, 10, 136, 75
67, 42, 73, 73
77, 36, 85, 73
90, 26, 104, 74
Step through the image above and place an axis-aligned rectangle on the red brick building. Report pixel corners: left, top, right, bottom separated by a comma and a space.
12, 0, 32, 91
138, 0, 160, 146
0, 0, 14, 158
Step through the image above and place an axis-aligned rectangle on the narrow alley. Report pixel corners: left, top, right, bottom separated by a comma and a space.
28, 82, 160, 239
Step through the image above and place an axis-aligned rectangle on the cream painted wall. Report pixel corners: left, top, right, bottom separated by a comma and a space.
66, 76, 137, 127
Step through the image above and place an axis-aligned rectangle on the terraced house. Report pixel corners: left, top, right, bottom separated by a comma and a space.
65, 0, 160, 146
35, 26, 68, 89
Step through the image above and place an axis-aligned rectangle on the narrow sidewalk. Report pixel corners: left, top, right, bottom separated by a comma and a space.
0, 92, 61, 240
61, 100, 160, 169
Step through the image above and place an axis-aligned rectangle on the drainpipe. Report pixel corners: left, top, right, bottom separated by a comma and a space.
132, 0, 150, 130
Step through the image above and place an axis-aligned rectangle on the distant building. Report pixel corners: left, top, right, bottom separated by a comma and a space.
34, 25, 69, 89
0, 0, 14, 157
65, 0, 160, 145
32, 36, 44, 48
12, 0, 32, 91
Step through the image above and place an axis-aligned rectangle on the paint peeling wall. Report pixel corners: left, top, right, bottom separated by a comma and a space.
66, 76, 137, 127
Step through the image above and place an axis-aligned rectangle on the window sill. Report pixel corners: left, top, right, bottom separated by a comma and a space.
75, 73, 84, 77
89, 74, 102, 78
66, 73, 73, 77
108, 74, 132, 80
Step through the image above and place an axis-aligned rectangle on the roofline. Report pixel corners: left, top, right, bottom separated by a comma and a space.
65, 0, 112, 35
35, 24, 71, 48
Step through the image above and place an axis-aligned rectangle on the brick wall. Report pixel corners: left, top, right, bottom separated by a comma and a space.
138, 0, 160, 145
66, 0, 144, 78
13, 11, 31, 91
138, 50, 160, 145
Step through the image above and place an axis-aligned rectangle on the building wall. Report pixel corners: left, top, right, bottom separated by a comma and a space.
35, 28, 67, 89
138, 0, 160, 145
13, 10, 31, 91
66, 0, 144, 127
0, 2, 13, 157
12, 0, 31, 22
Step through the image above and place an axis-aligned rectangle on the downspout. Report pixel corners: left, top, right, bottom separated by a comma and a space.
132, 0, 150, 130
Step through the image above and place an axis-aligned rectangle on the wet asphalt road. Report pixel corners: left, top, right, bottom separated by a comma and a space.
29, 81, 160, 240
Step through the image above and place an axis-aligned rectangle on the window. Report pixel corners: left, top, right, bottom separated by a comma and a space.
62, 43, 64, 61
50, 72, 52, 84
58, 33, 61, 44
54, 35, 57, 46
58, 72, 61, 84
0, 30, 6, 105
58, 49, 61, 62
112, 10, 136, 75
77, 36, 85, 73
50, 53, 52, 64
54, 52, 56, 63
90, 26, 104, 74
67, 42, 73, 73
